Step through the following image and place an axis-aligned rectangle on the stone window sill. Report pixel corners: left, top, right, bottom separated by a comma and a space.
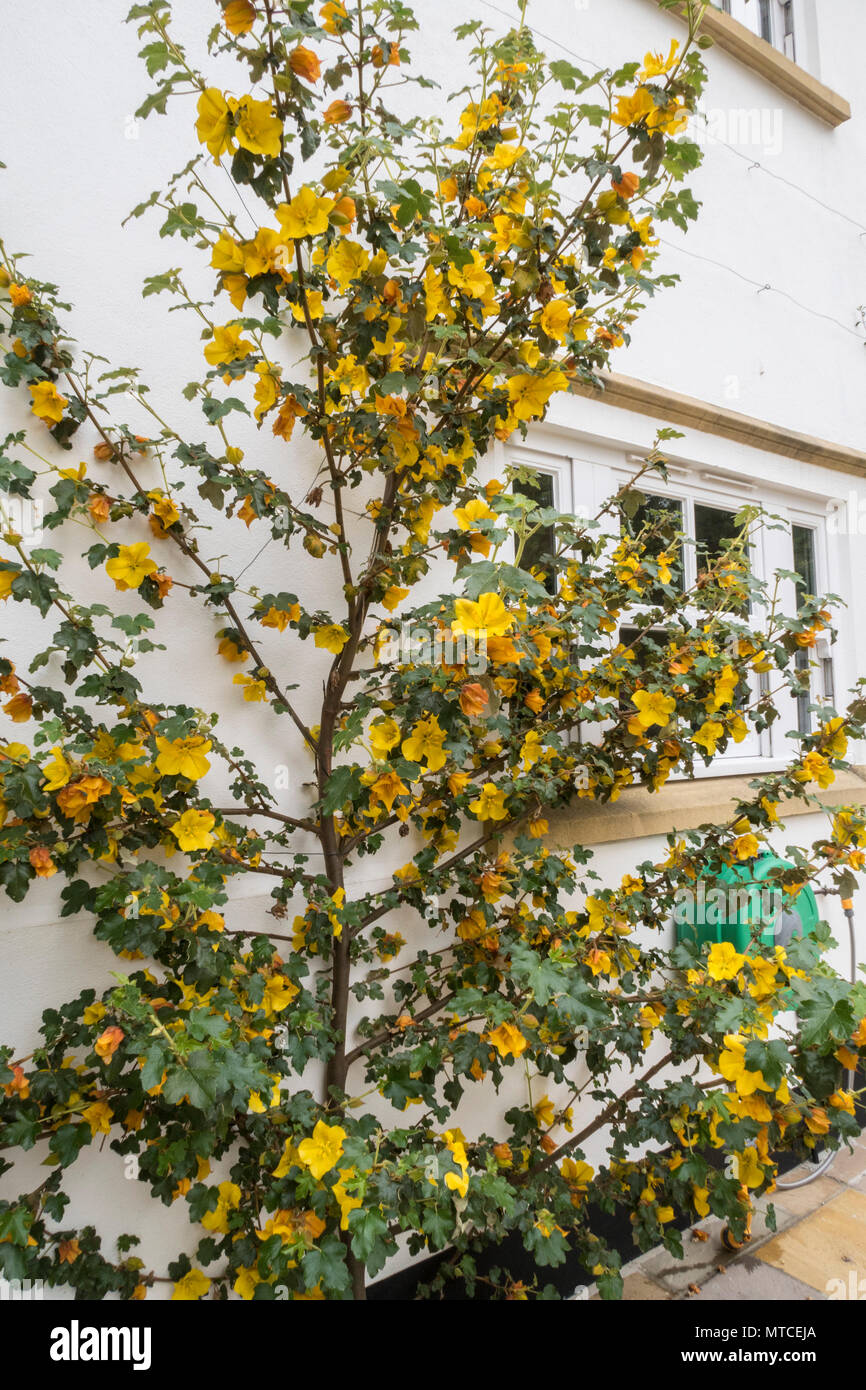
543, 768, 866, 848
649, 2, 850, 127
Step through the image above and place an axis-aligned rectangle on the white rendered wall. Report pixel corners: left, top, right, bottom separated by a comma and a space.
1, 0, 864, 1293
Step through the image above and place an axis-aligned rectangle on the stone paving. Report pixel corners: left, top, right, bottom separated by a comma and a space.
585, 1134, 866, 1301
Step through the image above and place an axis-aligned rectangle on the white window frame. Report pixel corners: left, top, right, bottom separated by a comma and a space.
719, 0, 797, 59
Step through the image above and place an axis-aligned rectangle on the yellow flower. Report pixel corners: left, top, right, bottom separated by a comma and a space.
822, 716, 848, 759
452, 592, 512, 640
707, 664, 738, 711
796, 751, 834, 789
204, 322, 255, 367
693, 719, 724, 755
81, 1101, 113, 1136
326, 238, 369, 289
368, 717, 401, 761
631, 689, 676, 729
261, 973, 299, 1015
402, 715, 447, 772
235, 96, 282, 158
640, 39, 680, 79
0, 565, 19, 601
277, 186, 335, 240
707, 941, 745, 982
506, 370, 569, 422
201, 1180, 241, 1234
481, 141, 526, 170
369, 770, 408, 814
195, 88, 235, 160
232, 672, 268, 702
172, 1269, 212, 1301
297, 1119, 347, 1180
829, 1089, 856, 1115
233, 1267, 261, 1300
105, 543, 157, 591
155, 735, 212, 780
381, 585, 409, 612
332, 1168, 363, 1229
170, 809, 216, 853
324, 99, 353, 125
320, 0, 348, 32
454, 497, 496, 531
732, 832, 759, 861
314, 624, 349, 655
253, 361, 280, 420
468, 782, 508, 821
539, 300, 571, 343
42, 746, 73, 792
717, 1034, 769, 1097
534, 1095, 556, 1128
29, 380, 68, 424
488, 1021, 527, 1059
736, 1147, 765, 1190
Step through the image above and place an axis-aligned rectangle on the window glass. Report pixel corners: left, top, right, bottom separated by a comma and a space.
513, 471, 557, 595
620, 492, 685, 600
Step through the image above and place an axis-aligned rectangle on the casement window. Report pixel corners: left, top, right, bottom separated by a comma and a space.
790, 516, 835, 735
612, 479, 767, 768
718, 0, 796, 59
507, 444, 575, 597
501, 440, 841, 779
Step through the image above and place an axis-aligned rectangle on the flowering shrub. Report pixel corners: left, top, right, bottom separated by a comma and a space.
1, 0, 865, 1301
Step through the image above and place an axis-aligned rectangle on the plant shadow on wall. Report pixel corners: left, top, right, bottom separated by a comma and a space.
1, 0, 865, 1303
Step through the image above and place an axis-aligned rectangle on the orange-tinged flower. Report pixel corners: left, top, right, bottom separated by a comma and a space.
612, 171, 640, 199
29, 846, 57, 878
459, 682, 489, 717
94, 1026, 125, 1061
3, 1065, 29, 1099
324, 99, 352, 125
223, 0, 255, 33
56, 775, 112, 824
87, 492, 111, 523
3, 692, 32, 722
290, 44, 322, 83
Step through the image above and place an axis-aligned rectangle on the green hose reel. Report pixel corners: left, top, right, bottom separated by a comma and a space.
675, 851, 820, 955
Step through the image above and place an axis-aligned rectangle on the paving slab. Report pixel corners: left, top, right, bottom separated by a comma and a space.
756, 1188, 866, 1294
640, 1206, 794, 1295
769, 1174, 844, 1217
689, 1257, 825, 1302
818, 1144, 866, 1184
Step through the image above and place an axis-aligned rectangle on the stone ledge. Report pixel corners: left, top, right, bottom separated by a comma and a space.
543, 767, 866, 849
647, 1, 850, 126
570, 371, 866, 478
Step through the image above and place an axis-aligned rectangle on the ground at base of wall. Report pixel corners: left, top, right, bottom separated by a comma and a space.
577, 1135, 866, 1301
